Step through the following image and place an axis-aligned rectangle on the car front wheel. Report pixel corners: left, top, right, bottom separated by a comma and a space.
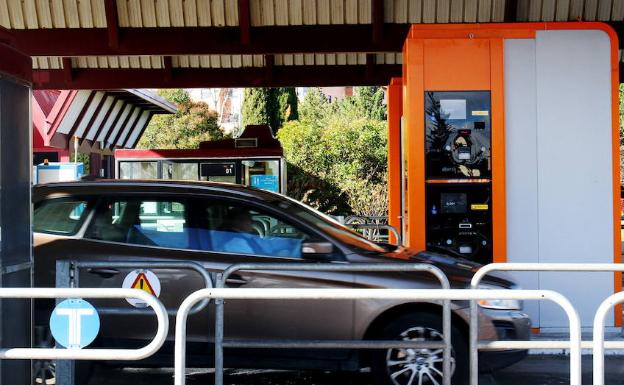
371, 312, 468, 385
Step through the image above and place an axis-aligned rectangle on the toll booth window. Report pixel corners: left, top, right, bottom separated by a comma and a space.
118, 161, 158, 179
34, 199, 90, 235
196, 200, 309, 258
86, 198, 192, 249
164, 162, 199, 180
241, 160, 280, 192
425, 91, 491, 180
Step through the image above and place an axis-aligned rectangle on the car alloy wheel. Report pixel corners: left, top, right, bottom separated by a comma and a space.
386, 326, 454, 385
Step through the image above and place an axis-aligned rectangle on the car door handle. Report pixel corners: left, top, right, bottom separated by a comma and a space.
225, 274, 248, 286
87, 268, 120, 278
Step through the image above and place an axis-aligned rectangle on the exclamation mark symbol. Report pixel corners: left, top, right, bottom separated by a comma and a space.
140, 279, 144, 290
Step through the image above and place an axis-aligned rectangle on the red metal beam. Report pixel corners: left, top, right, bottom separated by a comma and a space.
0, 28, 31, 82
366, 53, 376, 82
264, 54, 274, 83
104, 0, 119, 49
13, 25, 410, 56
372, 0, 384, 44
238, 0, 251, 45
33, 64, 402, 89
62, 57, 73, 82
163, 56, 173, 83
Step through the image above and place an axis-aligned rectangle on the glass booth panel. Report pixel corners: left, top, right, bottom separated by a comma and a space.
164, 162, 199, 180
118, 161, 158, 179
242, 160, 280, 192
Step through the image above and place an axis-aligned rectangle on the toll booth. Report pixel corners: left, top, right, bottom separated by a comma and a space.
389, 23, 621, 329
114, 125, 286, 194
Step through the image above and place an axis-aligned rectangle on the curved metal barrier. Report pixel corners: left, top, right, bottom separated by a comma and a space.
174, 287, 581, 385
66, 260, 213, 315
0, 287, 168, 360
593, 291, 624, 385
215, 263, 452, 385
470, 263, 624, 385
347, 223, 402, 245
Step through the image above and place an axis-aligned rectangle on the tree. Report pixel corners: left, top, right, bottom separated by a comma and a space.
278, 90, 388, 216
242, 88, 299, 134
137, 89, 226, 149
354, 86, 386, 120
277, 87, 299, 124
241, 88, 271, 128
299, 88, 330, 127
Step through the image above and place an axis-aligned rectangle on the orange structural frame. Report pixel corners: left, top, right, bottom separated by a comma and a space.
387, 77, 403, 245
398, 22, 621, 325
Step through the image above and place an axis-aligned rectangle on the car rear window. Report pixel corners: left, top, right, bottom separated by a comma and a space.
34, 198, 90, 235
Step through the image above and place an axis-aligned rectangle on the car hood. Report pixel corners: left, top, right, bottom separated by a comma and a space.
352, 246, 516, 289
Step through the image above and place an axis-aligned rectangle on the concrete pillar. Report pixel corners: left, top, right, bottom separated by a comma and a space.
0, 36, 33, 385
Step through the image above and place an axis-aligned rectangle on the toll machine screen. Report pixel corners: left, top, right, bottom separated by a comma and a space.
425, 91, 491, 180
200, 162, 236, 183
426, 183, 492, 265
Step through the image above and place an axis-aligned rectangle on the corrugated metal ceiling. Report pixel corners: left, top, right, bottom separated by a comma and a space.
3, 0, 624, 70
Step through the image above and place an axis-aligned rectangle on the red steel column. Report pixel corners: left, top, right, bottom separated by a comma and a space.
387, 77, 403, 245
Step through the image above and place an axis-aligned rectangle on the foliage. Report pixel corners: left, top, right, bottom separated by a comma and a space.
137, 89, 226, 149
241, 88, 271, 128
242, 88, 299, 134
278, 87, 388, 217
277, 87, 299, 125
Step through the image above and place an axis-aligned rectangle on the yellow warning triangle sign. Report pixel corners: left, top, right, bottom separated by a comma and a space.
130, 272, 156, 296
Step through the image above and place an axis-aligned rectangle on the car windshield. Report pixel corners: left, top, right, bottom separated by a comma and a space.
271, 194, 387, 253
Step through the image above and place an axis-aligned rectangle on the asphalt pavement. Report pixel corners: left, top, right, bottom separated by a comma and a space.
88, 355, 624, 385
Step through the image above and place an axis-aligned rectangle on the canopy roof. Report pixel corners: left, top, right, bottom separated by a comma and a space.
1, 0, 623, 88
33, 89, 176, 152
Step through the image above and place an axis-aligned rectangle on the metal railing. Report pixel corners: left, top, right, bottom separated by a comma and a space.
593, 291, 624, 385
1, 287, 168, 360
470, 263, 624, 385
344, 215, 388, 225
174, 287, 581, 385
65, 260, 213, 315
215, 263, 452, 385
347, 223, 402, 245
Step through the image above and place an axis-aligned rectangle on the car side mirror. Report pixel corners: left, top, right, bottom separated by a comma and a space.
301, 242, 334, 261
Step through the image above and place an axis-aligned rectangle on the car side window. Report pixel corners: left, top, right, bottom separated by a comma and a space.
85, 198, 193, 249
197, 200, 312, 258
33, 198, 90, 235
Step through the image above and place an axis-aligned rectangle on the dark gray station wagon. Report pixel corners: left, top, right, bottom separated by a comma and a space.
33, 180, 530, 385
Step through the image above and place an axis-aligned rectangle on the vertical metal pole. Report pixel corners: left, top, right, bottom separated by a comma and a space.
214, 273, 225, 385
469, 299, 479, 385
0, 69, 33, 385
55, 261, 75, 385
442, 299, 451, 385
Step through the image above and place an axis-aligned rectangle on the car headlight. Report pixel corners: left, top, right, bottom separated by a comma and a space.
477, 284, 522, 310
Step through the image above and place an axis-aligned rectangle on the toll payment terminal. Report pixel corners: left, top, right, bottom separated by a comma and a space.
424, 91, 492, 264
387, 23, 621, 329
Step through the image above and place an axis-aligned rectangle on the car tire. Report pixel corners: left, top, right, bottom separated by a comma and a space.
371, 312, 468, 385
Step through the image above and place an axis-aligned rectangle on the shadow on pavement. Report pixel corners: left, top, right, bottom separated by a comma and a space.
88, 356, 624, 385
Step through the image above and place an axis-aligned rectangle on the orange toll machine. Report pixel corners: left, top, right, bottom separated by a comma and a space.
389, 23, 621, 329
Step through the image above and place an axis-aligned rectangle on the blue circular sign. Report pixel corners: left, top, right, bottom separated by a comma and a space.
49, 298, 100, 349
